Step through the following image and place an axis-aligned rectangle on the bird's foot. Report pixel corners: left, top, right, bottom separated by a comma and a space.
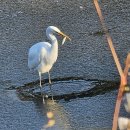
41, 93, 48, 104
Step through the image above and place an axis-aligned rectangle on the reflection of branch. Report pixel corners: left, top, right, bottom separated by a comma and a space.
93, 0, 130, 130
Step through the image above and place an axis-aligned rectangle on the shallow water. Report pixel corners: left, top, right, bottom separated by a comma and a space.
0, 79, 127, 130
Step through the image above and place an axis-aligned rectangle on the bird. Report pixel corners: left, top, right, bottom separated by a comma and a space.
28, 26, 71, 103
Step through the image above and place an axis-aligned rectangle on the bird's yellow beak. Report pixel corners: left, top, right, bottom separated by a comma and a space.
59, 31, 71, 41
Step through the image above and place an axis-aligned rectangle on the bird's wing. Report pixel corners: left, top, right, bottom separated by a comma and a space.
28, 42, 51, 70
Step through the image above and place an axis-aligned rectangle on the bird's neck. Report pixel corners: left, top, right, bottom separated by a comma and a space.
48, 32, 56, 41
47, 33, 58, 62
48, 32, 58, 49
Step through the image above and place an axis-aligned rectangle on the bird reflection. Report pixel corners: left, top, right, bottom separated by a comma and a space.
33, 99, 72, 130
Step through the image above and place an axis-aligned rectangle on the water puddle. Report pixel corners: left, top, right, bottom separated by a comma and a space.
0, 77, 123, 130
7, 77, 119, 101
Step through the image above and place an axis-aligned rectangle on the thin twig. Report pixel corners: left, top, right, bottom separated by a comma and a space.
93, 0, 123, 77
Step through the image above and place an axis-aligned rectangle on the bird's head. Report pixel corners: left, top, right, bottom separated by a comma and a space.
46, 26, 71, 45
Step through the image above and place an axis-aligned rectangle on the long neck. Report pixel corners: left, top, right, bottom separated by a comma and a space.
48, 32, 58, 51
47, 32, 58, 63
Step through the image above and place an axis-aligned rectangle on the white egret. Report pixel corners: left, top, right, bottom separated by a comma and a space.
28, 26, 71, 103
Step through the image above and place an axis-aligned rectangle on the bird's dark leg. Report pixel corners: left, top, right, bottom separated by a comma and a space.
48, 72, 54, 102
39, 72, 45, 104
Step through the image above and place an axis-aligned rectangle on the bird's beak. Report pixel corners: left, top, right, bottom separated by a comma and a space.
59, 31, 71, 41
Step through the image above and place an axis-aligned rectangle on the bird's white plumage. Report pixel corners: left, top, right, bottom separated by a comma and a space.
28, 26, 70, 103
28, 42, 54, 73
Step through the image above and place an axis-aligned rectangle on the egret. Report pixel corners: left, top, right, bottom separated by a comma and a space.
28, 26, 71, 103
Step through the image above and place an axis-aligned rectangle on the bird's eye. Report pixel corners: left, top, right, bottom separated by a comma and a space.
55, 31, 59, 35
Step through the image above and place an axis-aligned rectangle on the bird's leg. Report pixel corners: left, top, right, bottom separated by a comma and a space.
39, 72, 45, 104
48, 72, 54, 102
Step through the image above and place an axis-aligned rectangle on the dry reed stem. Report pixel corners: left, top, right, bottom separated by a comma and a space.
93, 0, 129, 130
93, 0, 123, 77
